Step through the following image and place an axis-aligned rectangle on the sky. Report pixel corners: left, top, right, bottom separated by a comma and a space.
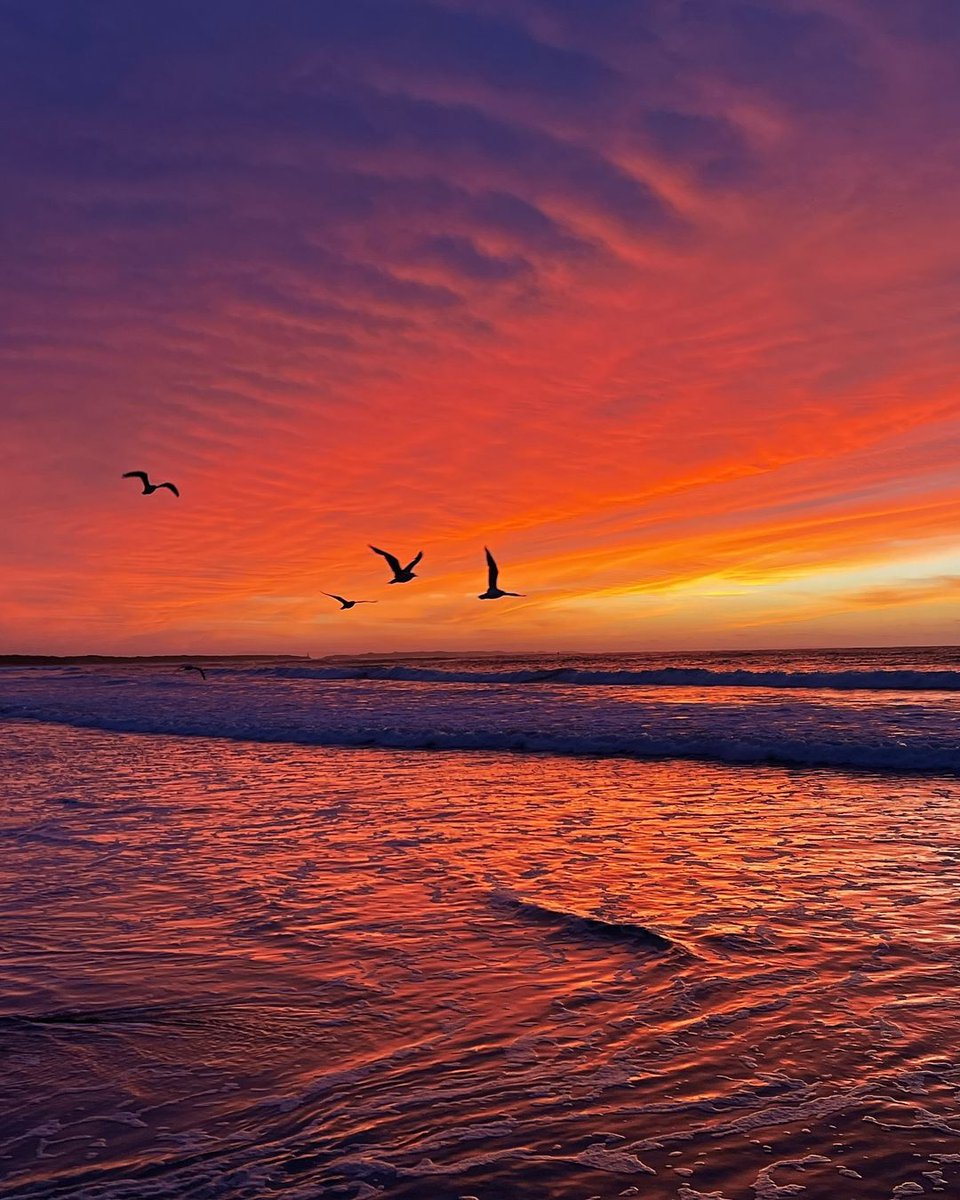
2, 0, 959, 655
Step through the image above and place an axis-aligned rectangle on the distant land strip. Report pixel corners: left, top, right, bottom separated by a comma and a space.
0, 654, 309, 667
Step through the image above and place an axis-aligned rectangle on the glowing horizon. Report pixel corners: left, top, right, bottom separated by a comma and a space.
2, 1, 959, 655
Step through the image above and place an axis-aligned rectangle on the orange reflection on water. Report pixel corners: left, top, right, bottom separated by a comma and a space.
1, 724, 959, 1198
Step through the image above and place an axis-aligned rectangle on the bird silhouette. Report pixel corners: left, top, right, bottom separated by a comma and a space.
369, 545, 423, 583
479, 547, 523, 600
179, 664, 207, 680
323, 593, 378, 610
123, 471, 179, 497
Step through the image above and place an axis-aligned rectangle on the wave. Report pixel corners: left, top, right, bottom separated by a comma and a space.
254, 664, 960, 692
4, 709, 959, 775
489, 889, 679, 952
4, 665, 959, 776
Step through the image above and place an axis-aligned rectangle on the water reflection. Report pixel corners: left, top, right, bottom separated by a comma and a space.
1, 723, 959, 1197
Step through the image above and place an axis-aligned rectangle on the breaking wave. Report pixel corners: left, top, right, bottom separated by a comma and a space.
3, 655, 960, 777
2, 703, 959, 775
254, 664, 960, 692
1, 708, 958, 774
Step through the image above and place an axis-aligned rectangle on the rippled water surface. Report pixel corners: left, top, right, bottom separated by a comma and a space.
2, 720, 960, 1198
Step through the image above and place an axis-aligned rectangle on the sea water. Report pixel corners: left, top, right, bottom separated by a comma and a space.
1, 649, 959, 1197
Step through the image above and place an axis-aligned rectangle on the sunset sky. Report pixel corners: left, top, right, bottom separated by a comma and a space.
2, 0, 959, 654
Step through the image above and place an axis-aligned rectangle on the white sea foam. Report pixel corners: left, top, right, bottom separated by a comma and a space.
1, 662, 958, 774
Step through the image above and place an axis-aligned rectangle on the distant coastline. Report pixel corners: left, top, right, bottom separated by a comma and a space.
0, 654, 310, 667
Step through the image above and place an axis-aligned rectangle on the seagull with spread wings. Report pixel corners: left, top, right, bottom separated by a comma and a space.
323, 593, 378, 610
123, 471, 180, 497
478, 547, 523, 600
369, 545, 423, 584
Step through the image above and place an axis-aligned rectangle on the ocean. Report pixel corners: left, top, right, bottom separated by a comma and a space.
1, 648, 959, 1197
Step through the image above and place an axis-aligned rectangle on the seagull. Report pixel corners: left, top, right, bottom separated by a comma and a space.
123, 471, 180, 497
369, 545, 423, 584
323, 593, 378, 611
179, 664, 207, 680
478, 547, 523, 600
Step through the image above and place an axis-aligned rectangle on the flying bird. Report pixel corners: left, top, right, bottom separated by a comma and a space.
179, 664, 207, 680
369, 545, 423, 584
123, 471, 179, 497
479, 547, 523, 600
323, 593, 378, 611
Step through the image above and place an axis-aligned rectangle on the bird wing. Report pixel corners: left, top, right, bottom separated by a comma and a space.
158, 482, 180, 496
404, 550, 424, 572
369, 545, 402, 575
484, 546, 499, 590
123, 471, 149, 485
324, 593, 349, 606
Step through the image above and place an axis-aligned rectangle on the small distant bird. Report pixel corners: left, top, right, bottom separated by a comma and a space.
479, 547, 523, 600
369, 544, 423, 584
123, 471, 180, 497
179, 664, 207, 680
323, 593, 378, 611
